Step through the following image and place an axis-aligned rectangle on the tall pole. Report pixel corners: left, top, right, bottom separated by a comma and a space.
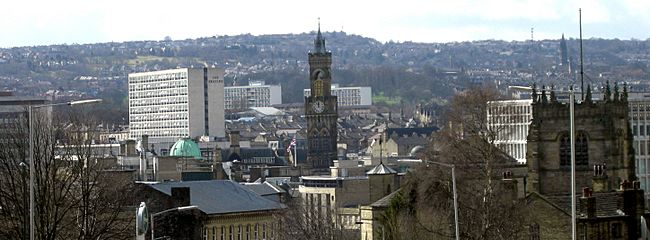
294, 142, 298, 168
570, 88, 576, 240
28, 106, 34, 240
579, 8, 585, 101
451, 165, 459, 240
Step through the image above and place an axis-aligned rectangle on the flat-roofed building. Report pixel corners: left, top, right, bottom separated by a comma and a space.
487, 99, 533, 163
225, 81, 281, 110
128, 68, 225, 143
304, 84, 371, 107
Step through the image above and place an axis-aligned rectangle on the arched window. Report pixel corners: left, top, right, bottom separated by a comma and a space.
314, 79, 324, 96
560, 133, 589, 166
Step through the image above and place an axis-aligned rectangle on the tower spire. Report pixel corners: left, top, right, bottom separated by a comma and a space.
314, 17, 326, 53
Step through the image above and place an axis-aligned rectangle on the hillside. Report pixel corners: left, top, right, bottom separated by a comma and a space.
1, 32, 649, 123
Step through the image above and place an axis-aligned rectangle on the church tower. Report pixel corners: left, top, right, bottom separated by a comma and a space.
526, 84, 635, 195
305, 22, 338, 169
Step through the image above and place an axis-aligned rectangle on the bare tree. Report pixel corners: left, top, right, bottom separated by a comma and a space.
278, 197, 358, 240
378, 86, 527, 240
0, 107, 134, 240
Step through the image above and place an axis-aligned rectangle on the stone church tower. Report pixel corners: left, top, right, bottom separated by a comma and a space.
305, 23, 338, 169
526, 84, 635, 195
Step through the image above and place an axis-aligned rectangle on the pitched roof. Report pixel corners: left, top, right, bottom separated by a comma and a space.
147, 180, 285, 215
370, 189, 401, 208
366, 163, 397, 175
544, 191, 625, 218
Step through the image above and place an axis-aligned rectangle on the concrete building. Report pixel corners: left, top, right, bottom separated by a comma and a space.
487, 99, 533, 163
304, 84, 372, 107
128, 68, 225, 143
0, 92, 49, 143
224, 81, 282, 110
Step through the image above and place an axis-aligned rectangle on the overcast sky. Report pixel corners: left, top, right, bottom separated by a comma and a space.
1, 0, 648, 48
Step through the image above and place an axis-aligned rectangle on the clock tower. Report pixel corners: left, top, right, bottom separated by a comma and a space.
305, 22, 338, 169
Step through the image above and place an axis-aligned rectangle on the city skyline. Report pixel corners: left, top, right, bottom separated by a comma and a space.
1, 0, 649, 48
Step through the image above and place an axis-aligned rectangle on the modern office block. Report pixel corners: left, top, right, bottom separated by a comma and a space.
304, 84, 372, 107
224, 81, 281, 110
487, 99, 533, 163
128, 68, 225, 143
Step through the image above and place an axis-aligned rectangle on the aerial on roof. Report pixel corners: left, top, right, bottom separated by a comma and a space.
147, 180, 285, 215
169, 138, 202, 159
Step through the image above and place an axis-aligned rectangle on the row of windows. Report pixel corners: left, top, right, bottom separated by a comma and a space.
129, 90, 189, 100
488, 104, 532, 115
201, 223, 276, 240
225, 88, 271, 94
130, 129, 189, 138
128, 72, 188, 84
130, 122, 188, 129
130, 106, 189, 114
129, 80, 188, 92
129, 96, 189, 107
130, 113, 189, 122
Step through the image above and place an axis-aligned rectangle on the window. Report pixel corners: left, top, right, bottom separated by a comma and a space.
229, 225, 234, 240
612, 222, 622, 238
529, 223, 540, 240
560, 133, 589, 166
254, 224, 258, 240
246, 224, 250, 240
221, 226, 225, 240
262, 224, 266, 240
314, 79, 324, 96
203, 227, 208, 240
238, 225, 242, 240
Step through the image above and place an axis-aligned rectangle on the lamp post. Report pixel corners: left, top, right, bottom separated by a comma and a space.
509, 85, 576, 240
28, 98, 102, 240
150, 205, 198, 240
427, 161, 459, 240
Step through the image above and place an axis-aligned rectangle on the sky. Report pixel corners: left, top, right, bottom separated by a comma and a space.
1, 0, 649, 48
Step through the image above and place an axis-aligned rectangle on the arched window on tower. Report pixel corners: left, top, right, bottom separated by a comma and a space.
560, 133, 589, 166
314, 79, 324, 96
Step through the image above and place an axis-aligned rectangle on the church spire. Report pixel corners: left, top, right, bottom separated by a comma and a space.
314, 18, 327, 54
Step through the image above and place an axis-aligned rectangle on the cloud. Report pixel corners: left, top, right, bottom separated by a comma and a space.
0, 0, 647, 47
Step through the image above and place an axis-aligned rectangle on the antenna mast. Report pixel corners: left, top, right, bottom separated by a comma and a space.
579, 8, 585, 101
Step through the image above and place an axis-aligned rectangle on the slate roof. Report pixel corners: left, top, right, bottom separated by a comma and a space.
370, 189, 401, 208
147, 180, 285, 215
544, 192, 624, 218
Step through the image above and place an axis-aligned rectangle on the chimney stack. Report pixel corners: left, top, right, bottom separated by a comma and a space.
212, 146, 226, 180
580, 187, 596, 219
171, 187, 191, 207
592, 164, 609, 192
230, 131, 241, 155
501, 171, 518, 201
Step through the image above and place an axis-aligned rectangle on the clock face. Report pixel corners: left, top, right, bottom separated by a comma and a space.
312, 100, 325, 113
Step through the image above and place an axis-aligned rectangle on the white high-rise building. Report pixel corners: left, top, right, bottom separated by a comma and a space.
304, 84, 371, 107
224, 81, 281, 110
487, 99, 533, 163
128, 68, 225, 143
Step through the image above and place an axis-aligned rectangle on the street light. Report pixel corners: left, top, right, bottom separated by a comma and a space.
427, 161, 459, 240
151, 205, 199, 240
509, 85, 577, 240
28, 98, 102, 240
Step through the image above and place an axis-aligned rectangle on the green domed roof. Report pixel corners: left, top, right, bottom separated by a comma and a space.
169, 138, 202, 159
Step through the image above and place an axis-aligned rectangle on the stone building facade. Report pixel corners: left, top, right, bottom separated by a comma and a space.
526, 86, 635, 195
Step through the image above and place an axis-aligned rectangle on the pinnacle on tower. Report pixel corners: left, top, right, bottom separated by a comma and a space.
313, 18, 327, 54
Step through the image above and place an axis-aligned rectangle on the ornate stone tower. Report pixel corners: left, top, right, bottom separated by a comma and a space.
526, 84, 635, 195
305, 22, 338, 169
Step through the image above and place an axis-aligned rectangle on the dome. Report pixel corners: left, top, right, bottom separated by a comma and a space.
169, 138, 202, 159
409, 145, 425, 157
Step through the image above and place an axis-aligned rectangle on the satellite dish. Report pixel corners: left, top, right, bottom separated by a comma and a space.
136, 202, 149, 237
